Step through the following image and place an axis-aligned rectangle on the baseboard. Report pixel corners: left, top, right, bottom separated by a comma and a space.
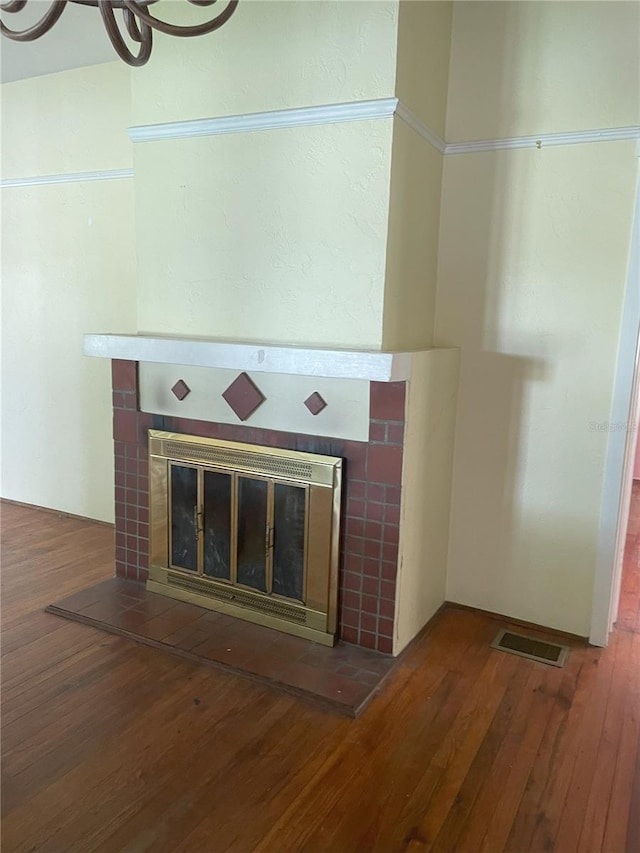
0, 498, 114, 528
443, 600, 589, 644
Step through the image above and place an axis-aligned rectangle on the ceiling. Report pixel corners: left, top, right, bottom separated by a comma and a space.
1, 4, 118, 83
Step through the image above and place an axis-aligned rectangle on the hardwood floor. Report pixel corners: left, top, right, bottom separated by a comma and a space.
1, 499, 639, 853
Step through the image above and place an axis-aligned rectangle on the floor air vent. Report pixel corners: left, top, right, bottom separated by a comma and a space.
491, 628, 569, 667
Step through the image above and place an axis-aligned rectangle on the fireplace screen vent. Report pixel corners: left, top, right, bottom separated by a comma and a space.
163, 440, 314, 483
147, 431, 341, 645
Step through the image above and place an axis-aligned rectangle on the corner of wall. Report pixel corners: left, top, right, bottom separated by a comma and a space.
393, 347, 461, 654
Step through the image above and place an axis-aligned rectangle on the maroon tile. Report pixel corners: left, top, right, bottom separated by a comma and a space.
381, 562, 397, 581
304, 391, 328, 415
386, 486, 402, 506
369, 422, 386, 442
378, 636, 393, 654
113, 410, 138, 444
112, 359, 137, 393
340, 626, 358, 644
378, 617, 394, 638
383, 525, 400, 546
369, 382, 406, 421
387, 424, 405, 446
385, 504, 400, 525
341, 590, 361, 610
382, 542, 399, 563
359, 631, 377, 650
362, 558, 381, 578
347, 499, 365, 518
367, 483, 386, 502
379, 598, 395, 619
362, 577, 380, 597
365, 521, 382, 541
361, 612, 377, 633
364, 539, 381, 559
343, 554, 363, 574
380, 580, 396, 601
347, 518, 365, 538
171, 379, 191, 401
348, 481, 366, 500
221, 372, 266, 421
368, 445, 403, 486
341, 608, 359, 629
366, 502, 384, 522
361, 595, 379, 614
344, 573, 362, 592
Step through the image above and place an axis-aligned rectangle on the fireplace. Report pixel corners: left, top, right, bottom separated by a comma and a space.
147, 430, 342, 645
89, 334, 459, 657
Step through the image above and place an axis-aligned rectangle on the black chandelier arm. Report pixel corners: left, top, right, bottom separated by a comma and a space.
122, 5, 144, 42
0, 0, 67, 42
0, 2, 28, 13
122, 0, 238, 38
98, 1, 151, 66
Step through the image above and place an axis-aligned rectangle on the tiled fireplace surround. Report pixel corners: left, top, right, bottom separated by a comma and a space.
112, 359, 407, 655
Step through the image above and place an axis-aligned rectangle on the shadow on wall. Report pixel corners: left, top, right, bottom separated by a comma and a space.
435, 2, 637, 635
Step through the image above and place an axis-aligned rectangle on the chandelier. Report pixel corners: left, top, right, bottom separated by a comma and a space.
0, 0, 239, 67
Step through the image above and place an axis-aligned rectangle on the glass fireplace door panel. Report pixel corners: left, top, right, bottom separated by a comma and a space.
236, 476, 268, 593
203, 470, 232, 581
170, 463, 198, 572
273, 483, 306, 602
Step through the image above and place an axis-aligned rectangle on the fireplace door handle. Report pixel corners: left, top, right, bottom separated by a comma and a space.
265, 524, 274, 552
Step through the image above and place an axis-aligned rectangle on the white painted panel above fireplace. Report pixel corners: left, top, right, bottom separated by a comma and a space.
138, 362, 370, 443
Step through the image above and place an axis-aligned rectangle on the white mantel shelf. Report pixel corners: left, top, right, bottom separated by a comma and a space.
83, 334, 422, 382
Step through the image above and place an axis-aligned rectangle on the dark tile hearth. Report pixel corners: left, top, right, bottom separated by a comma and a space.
45, 579, 397, 717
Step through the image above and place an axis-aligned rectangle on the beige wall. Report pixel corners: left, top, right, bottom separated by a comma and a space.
446, 1, 640, 141
134, 120, 393, 348
131, 0, 399, 125
132, 1, 453, 350
382, 118, 443, 349
0, 63, 136, 522
436, 3, 639, 636
394, 349, 460, 654
395, 0, 453, 139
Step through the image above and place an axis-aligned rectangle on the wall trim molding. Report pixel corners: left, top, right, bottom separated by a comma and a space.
128, 98, 399, 143
445, 125, 640, 155
395, 102, 446, 153
0, 168, 134, 189
127, 96, 639, 157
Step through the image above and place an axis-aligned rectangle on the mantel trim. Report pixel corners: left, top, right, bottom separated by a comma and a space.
84, 334, 424, 382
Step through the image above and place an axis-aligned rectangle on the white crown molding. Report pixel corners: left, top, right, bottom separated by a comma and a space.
394, 102, 446, 154
84, 334, 418, 382
128, 98, 399, 143
445, 125, 640, 155
0, 168, 134, 189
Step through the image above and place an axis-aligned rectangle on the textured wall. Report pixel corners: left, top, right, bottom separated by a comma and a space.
131, 0, 399, 125
446, 1, 640, 141
394, 348, 460, 654
134, 120, 393, 348
395, 0, 453, 139
382, 117, 444, 349
0, 63, 136, 522
437, 142, 638, 637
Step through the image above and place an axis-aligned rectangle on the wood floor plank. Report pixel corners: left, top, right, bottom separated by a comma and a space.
2, 499, 640, 852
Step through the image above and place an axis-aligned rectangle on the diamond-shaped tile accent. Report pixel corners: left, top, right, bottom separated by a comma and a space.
304, 391, 327, 416
171, 379, 191, 401
222, 372, 266, 421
